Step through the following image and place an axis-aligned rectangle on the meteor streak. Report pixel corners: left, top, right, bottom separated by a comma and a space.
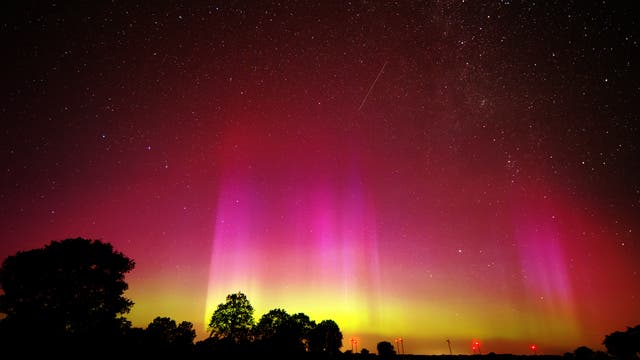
358, 61, 388, 111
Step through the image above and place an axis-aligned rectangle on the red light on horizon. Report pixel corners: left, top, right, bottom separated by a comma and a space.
471, 340, 482, 354
350, 337, 359, 353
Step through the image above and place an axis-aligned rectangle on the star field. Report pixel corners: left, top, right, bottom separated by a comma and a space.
1, 1, 639, 355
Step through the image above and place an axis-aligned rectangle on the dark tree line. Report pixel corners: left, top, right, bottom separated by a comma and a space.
0, 238, 347, 359
195, 291, 344, 359
1, 237, 638, 360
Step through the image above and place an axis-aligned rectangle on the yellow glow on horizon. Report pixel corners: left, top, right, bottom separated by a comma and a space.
127, 277, 207, 334
202, 281, 582, 352
120, 265, 587, 353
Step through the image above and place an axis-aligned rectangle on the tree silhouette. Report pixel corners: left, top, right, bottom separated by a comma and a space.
207, 291, 255, 343
0, 240, 353, 359
574, 346, 595, 360
377, 341, 396, 358
145, 316, 195, 355
309, 319, 343, 355
147, 316, 181, 344
254, 308, 316, 355
255, 308, 290, 341
604, 325, 640, 360
174, 320, 197, 348
0, 237, 134, 354
290, 312, 316, 352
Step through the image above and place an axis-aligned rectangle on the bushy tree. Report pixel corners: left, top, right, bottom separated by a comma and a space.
254, 308, 290, 341
377, 341, 396, 358
574, 346, 595, 360
147, 317, 180, 344
199, 292, 344, 358
207, 292, 255, 343
254, 308, 316, 355
309, 319, 343, 355
604, 325, 640, 360
145, 316, 195, 355
291, 312, 316, 352
0, 238, 134, 343
174, 320, 197, 347
147, 316, 195, 345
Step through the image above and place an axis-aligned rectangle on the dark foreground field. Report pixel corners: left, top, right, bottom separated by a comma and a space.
397, 355, 563, 359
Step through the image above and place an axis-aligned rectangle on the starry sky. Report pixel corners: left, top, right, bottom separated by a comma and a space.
1, 1, 639, 355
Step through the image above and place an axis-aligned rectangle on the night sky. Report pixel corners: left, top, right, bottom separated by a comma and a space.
1, 1, 639, 355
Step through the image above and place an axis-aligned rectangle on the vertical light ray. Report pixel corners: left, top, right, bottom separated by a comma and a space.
511, 187, 581, 344
205, 123, 383, 334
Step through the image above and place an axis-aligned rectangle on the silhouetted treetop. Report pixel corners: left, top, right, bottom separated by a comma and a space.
147, 316, 195, 345
574, 346, 595, 360
604, 325, 640, 360
309, 319, 343, 355
144, 316, 196, 355
254, 308, 316, 355
377, 340, 396, 358
0, 237, 135, 356
255, 308, 291, 340
207, 291, 255, 343
0, 238, 134, 330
